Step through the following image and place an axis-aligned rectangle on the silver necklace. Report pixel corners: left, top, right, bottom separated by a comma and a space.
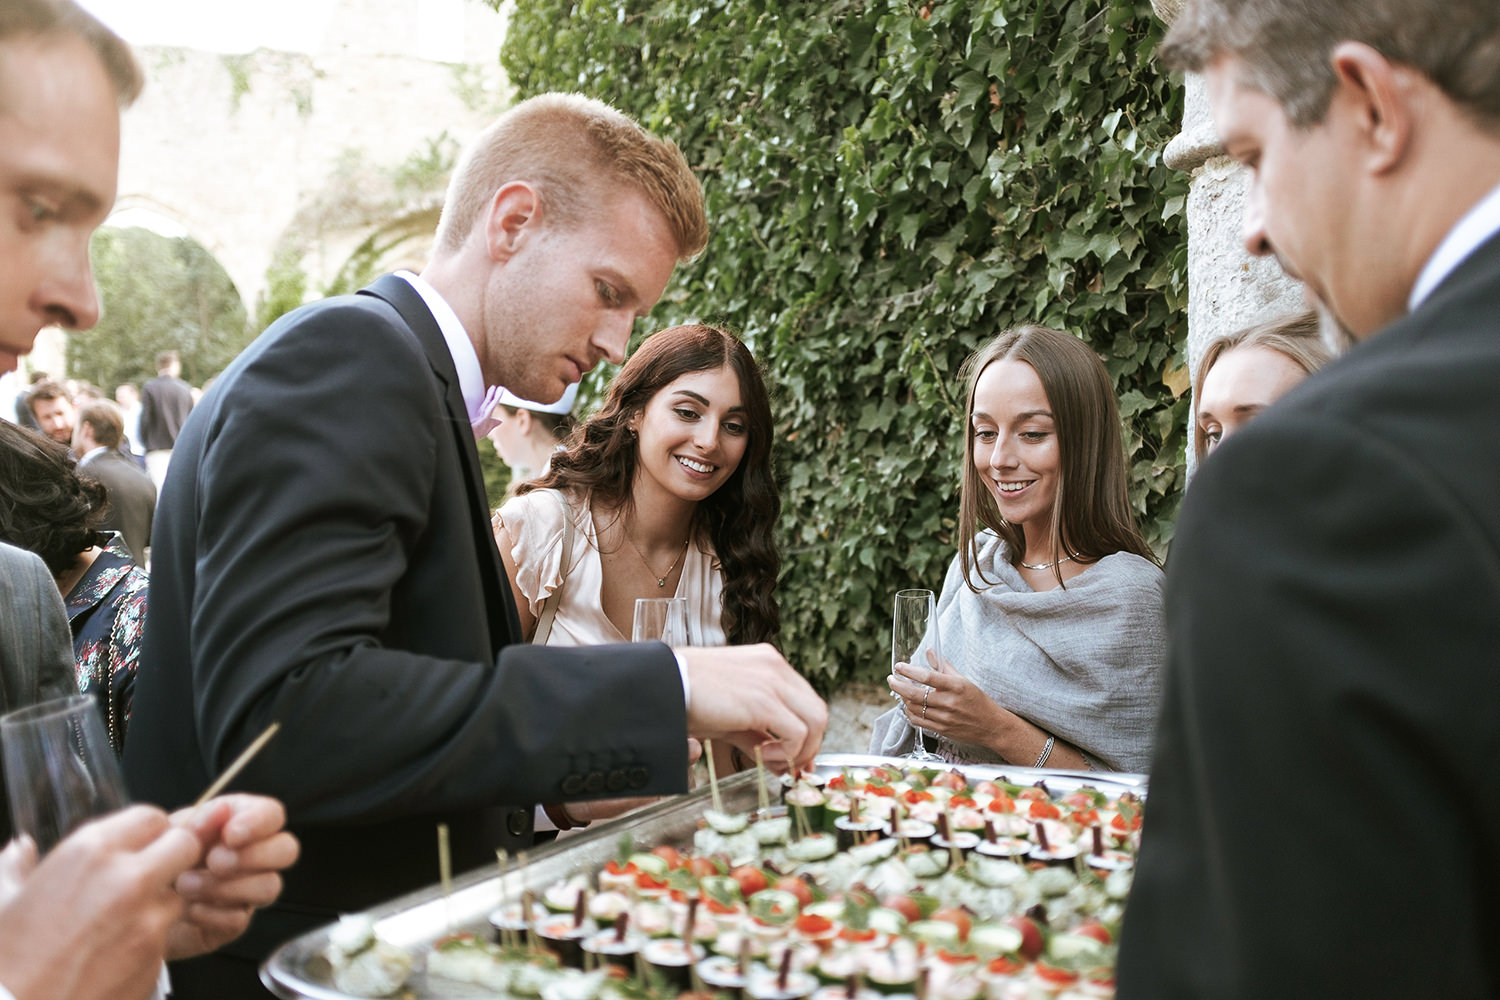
1019, 554, 1075, 571
626, 534, 689, 587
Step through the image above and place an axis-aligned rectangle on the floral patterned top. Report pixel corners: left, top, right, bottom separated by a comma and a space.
65, 534, 149, 755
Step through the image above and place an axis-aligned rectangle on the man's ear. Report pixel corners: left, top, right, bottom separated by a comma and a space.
1328, 41, 1415, 175
484, 181, 543, 262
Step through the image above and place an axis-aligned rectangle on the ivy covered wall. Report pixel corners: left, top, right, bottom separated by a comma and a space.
497, 0, 1189, 690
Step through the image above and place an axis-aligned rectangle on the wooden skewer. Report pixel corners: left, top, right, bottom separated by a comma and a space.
438, 823, 453, 930
705, 738, 723, 814
194, 721, 280, 806
753, 744, 769, 813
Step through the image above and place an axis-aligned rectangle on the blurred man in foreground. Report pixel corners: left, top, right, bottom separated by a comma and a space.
1119, 1, 1500, 996
0, 2, 299, 996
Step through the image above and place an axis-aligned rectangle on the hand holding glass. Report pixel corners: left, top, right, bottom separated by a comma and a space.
893, 589, 943, 761
1, 695, 127, 853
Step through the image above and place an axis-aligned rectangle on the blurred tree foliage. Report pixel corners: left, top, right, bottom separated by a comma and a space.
71, 226, 253, 390
500, 0, 1189, 689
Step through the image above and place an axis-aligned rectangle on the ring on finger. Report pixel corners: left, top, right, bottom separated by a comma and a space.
922, 688, 929, 719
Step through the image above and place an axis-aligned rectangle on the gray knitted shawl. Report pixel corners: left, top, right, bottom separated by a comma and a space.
868, 532, 1165, 773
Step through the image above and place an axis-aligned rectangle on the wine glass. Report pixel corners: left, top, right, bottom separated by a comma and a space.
1, 695, 128, 853
2, 696, 171, 999
633, 597, 691, 646
893, 588, 943, 761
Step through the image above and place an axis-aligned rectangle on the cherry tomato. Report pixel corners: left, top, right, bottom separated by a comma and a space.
795, 913, 834, 936
1035, 962, 1079, 986
773, 875, 814, 908
930, 907, 972, 943
881, 894, 922, 924
730, 866, 768, 897
1074, 921, 1112, 945
687, 856, 721, 879
1028, 801, 1062, 820
987, 955, 1025, 976
636, 871, 668, 890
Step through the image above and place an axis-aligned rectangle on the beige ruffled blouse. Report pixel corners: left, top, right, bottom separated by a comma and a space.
495, 488, 726, 648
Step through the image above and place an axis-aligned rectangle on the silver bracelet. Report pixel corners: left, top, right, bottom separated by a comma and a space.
1034, 735, 1055, 769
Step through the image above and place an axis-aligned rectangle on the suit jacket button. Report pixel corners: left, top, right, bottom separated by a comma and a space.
605, 769, 627, 793
628, 766, 649, 789
583, 771, 605, 794
561, 774, 584, 796
506, 809, 529, 837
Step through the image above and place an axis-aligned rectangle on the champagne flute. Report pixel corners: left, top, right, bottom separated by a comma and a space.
633, 597, 691, 646
634, 597, 695, 786
893, 588, 943, 761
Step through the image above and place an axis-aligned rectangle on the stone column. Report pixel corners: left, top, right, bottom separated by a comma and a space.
1151, 0, 1304, 473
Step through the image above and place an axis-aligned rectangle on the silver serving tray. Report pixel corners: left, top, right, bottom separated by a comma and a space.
262, 754, 1147, 999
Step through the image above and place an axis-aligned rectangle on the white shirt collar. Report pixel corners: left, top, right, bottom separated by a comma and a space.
1409, 180, 1500, 311
79, 446, 107, 463
395, 270, 486, 422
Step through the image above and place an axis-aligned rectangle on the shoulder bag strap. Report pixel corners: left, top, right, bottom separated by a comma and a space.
531, 490, 575, 645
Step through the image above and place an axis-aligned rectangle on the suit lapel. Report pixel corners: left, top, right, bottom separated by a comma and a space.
358, 274, 523, 649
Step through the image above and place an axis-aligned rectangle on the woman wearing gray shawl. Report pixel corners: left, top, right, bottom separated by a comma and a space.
871, 326, 1165, 773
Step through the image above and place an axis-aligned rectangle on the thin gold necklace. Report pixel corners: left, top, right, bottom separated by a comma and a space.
626, 533, 690, 587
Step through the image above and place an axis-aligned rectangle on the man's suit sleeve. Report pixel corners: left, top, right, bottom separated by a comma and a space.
1117, 413, 1500, 998
0, 543, 76, 712
181, 303, 686, 825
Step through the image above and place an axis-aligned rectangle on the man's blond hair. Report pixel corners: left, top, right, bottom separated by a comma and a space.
0, 0, 142, 108
435, 93, 707, 260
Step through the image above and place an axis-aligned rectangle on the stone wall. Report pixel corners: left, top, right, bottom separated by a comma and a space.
112, 0, 509, 312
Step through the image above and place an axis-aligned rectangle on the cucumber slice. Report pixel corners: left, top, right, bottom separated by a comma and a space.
627, 853, 671, 878
967, 923, 1023, 958
705, 810, 750, 834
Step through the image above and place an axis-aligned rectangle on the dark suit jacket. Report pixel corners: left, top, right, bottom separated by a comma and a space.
77, 446, 156, 567
123, 275, 687, 961
138, 373, 193, 452
0, 542, 77, 836
1118, 231, 1500, 997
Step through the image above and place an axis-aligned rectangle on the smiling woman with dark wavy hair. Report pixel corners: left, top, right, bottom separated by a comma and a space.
0, 420, 147, 752
492, 324, 780, 822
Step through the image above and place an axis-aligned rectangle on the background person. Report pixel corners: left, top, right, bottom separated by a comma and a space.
1, 420, 148, 753
871, 325, 1165, 773
496, 324, 781, 799
74, 398, 156, 567
1192, 309, 1331, 462
23, 379, 74, 446
0, 4, 299, 982
138, 350, 192, 489
115, 381, 143, 455
483, 382, 578, 488
1118, 0, 1500, 996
